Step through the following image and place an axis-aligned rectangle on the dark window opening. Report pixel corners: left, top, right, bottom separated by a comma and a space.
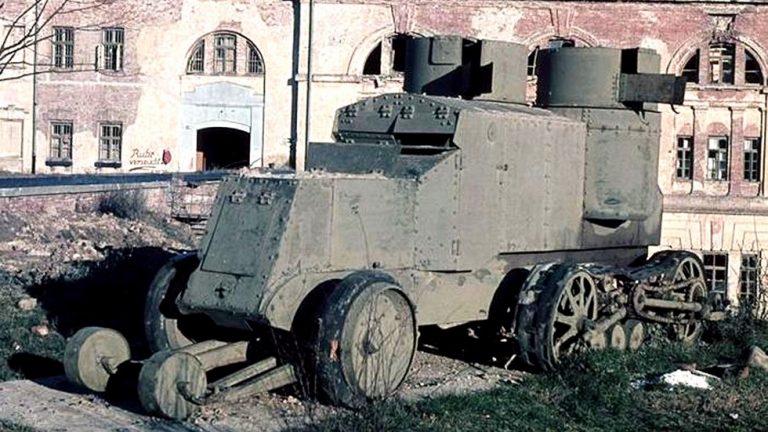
676, 136, 693, 180
363, 42, 382, 75
703, 253, 728, 295
740, 254, 760, 305
745, 50, 764, 85
391, 34, 408, 73
709, 43, 735, 84
196, 127, 250, 171
744, 137, 761, 182
549, 38, 575, 49
682, 50, 699, 84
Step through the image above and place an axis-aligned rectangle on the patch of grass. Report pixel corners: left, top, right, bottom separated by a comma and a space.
0, 419, 43, 432
98, 189, 147, 220
309, 319, 768, 432
0, 292, 66, 381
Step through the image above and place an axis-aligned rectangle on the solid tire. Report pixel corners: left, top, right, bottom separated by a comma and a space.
314, 271, 417, 409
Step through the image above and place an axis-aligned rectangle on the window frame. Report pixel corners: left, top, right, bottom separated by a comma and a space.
676, 136, 693, 180
48, 121, 73, 162
101, 27, 124, 72
246, 43, 264, 75
214, 33, 237, 74
709, 42, 735, 85
739, 253, 761, 305
52, 26, 74, 69
703, 252, 729, 296
707, 135, 730, 181
97, 122, 122, 166
744, 137, 761, 182
186, 40, 205, 74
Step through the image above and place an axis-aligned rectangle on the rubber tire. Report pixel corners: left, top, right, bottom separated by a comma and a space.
314, 271, 417, 409
144, 253, 200, 353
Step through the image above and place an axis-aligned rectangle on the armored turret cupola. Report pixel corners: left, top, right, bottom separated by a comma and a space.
403, 36, 528, 103
535, 47, 686, 109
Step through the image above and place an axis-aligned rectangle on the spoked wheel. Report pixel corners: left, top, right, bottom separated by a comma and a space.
315, 271, 417, 408
668, 254, 708, 344
524, 264, 602, 371
144, 253, 216, 352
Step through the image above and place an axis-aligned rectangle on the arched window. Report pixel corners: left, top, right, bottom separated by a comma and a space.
745, 49, 764, 85
185, 32, 264, 76
186, 40, 204, 73
247, 42, 264, 74
681, 50, 699, 84
362, 34, 409, 76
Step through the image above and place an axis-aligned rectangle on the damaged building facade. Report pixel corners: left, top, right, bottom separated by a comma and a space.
0, 0, 767, 305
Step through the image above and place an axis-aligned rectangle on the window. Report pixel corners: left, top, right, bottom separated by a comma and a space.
246, 43, 264, 74
676, 136, 693, 180
214, 33, 236, 74
363, 42, 382, 75
707, 136, 729, 180
740, 254, 760, 305
745, 50, 764, 85
52, 27, 74, 69
186, 40, 204, 73
101, 27, 124, 71
709, 43, 735, 84
49, 122, 72, 160
703, 253, 728, 295
682, 50, 699, 84
744, 138, 761, 182
98, 123, 122, 162
362, 34, 409, 76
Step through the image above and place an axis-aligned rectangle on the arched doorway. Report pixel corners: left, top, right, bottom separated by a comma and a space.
196, 127, 250, 171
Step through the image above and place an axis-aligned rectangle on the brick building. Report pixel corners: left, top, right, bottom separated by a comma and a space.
1, 0, 767, 304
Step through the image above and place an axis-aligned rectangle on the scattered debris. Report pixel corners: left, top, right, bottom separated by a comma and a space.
17, 297, 37, 311
747, 346, 768, 371
660, 369, 718, 390
31, 325, 49, 337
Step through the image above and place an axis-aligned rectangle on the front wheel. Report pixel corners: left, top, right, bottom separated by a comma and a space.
314, 271, 417, 408
144, 253, 214, 353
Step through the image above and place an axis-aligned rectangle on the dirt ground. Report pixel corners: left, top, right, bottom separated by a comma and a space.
0, 207, 523, 431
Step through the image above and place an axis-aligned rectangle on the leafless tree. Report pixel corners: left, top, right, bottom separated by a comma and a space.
0, 0, 113, 81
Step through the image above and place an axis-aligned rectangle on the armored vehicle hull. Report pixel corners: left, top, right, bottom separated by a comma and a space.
63, 37, 721, 420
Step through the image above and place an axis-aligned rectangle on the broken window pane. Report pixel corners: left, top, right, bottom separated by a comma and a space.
676, 136, 693, 180
744, 137, 761, 182
391, 34, 408, 73
709, 43, 735, 84
707, 136, 729, 180
102, 27, 124, 71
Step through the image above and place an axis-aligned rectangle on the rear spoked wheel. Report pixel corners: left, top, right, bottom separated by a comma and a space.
526, 265, 602, 371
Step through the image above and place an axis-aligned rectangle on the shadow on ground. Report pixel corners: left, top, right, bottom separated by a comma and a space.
4, 247, 178, 385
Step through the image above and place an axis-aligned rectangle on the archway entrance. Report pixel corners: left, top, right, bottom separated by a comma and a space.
196, 127, 250, 171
